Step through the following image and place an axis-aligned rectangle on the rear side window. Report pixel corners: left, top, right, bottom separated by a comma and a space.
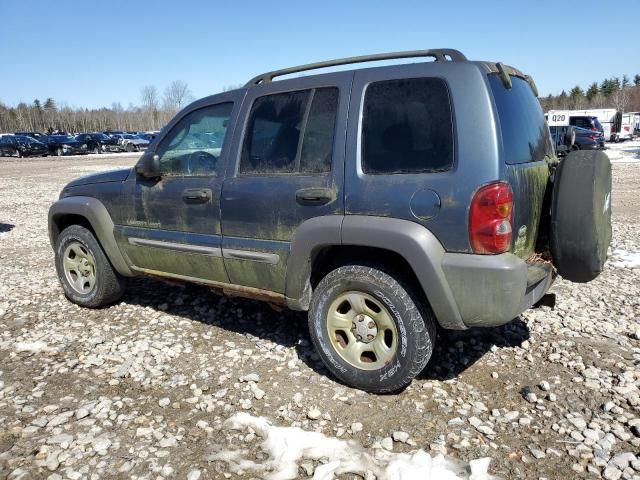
361, 78, 453, 174
240, 87, 338, 175
489, 75, 553, 164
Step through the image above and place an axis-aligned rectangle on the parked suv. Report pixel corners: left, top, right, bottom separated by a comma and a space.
48, 49, 612, 393
569, 115, 605, 136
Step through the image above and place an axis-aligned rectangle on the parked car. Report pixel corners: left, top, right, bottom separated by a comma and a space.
569, 115, 605, 136
0, 134, 48, 157
14, 132, 49, 142
103, 131, 126, 139
135, 133, 157, 143
48, 49, 611, 393
564, 109, 617, 141
75, 133, 122, 153
42, 135, 89, 156
550, 126, 605, 151
112, 133, 150, 152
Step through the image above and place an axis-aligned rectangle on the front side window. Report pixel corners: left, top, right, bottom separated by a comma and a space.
362, 77, 454, 174
156, 102, 233, 176
240, 87, 338, 175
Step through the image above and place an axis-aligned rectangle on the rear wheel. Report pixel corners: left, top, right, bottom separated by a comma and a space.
54, 225, 126, 307
309, 264, 435, 393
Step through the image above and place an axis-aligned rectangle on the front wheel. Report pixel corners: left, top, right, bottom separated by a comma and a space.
54, 225, 126, 307
308, 264, 436, 393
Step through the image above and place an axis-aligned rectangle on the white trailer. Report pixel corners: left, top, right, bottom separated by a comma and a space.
618, 113, 635, 141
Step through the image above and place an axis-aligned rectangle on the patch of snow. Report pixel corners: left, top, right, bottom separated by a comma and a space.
14, 341, 51, 353
609, 248, 640, 268
210, 412, 497, 480
605, 139, 640, 163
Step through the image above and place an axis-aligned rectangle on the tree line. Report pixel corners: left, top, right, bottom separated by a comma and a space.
540, 74, 640, 113
0, 80, 195, 134
3, 73, 639, 134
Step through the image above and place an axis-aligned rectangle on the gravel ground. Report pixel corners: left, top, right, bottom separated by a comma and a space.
0, 149, 638, 480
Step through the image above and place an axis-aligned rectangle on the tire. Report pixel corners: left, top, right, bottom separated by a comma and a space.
56, 147, 63, 157
308, 264, 436, 393
550, 150, 612, 283
54, 225, 126, 308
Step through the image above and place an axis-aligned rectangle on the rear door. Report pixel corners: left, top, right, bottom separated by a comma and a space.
488, 73, 554, 259
221, 74, 350, 293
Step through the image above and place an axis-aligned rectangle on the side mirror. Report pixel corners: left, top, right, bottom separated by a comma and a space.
135, 153, 161, 179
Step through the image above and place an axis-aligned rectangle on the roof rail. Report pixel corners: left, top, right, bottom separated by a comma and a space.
245, 49, 467, 86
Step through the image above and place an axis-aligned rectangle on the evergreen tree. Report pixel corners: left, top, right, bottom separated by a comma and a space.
585, 82, 599, 101
634, 74, 640, 87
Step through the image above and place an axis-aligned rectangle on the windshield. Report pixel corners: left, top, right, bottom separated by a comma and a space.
15, 135, 35, 143
489, 74, 554, 164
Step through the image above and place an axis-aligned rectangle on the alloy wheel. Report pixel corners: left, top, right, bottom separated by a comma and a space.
326, 291, 398, 370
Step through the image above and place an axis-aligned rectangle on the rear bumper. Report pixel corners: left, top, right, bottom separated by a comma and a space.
441, 252, 554, 328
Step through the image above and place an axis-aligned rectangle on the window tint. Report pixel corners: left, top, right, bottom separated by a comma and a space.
489, 75, 554, 164
362, 78, 453, 174
156, 102, 233, 176
240, 87, 338, 175
300, 88, 338, 174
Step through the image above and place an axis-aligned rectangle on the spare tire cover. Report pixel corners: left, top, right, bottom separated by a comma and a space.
550, 150, 612, 282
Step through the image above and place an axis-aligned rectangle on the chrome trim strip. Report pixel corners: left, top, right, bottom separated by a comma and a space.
223, 248, 280, 265
127, 237, 222, 257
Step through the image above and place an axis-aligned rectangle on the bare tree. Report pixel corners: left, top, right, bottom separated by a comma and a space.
163, 80, 193, 112
140, 85, 160, 129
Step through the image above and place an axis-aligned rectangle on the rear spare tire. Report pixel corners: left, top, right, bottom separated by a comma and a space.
550, 150, 611, 282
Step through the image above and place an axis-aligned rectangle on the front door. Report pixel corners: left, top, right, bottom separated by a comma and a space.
115, 94, 243, 283
221, 74, 350, 293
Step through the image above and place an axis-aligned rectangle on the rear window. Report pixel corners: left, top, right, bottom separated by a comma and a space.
361, 77, 453, 174
489, 75, 553, 164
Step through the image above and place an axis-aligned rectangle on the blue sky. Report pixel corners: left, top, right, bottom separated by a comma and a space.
2, 0, 639, 109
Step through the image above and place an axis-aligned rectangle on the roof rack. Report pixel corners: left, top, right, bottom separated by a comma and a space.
245, 49, 467, 86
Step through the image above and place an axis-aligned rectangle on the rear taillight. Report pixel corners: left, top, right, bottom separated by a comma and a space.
469, 182, 513, 254
588, 134, 598, 140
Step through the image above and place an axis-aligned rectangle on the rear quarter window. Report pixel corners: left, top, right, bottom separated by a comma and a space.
361, 77, 454, 174
489, 75, 553, 164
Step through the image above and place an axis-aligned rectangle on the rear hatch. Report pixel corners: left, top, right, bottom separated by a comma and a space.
488, 73, 554, 259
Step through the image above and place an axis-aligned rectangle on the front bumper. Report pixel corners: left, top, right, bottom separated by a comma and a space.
441, 252, 554, 328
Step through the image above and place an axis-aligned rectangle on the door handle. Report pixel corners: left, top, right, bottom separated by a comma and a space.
182, 188, 212, 203
295, 187, 335, 206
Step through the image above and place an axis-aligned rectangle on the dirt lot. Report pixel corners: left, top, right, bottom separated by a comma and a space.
0, 148, 638, 480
